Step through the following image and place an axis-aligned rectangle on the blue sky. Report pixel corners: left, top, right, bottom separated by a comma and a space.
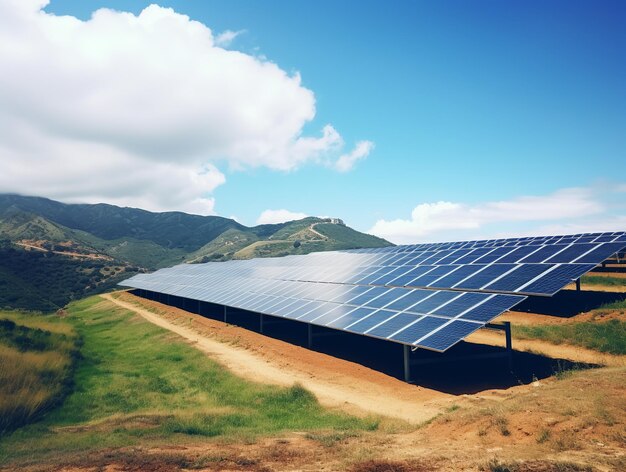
1, 0, 624, 242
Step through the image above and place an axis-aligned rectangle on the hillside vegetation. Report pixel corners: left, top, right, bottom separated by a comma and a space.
0, 241, 138, 312
0, 194, 391, 311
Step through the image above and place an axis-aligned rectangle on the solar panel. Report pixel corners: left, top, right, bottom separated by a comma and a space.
120, 231, 626, 353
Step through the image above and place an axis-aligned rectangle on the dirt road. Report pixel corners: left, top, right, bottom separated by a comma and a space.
308, 222, 327, 240
16, 242, 112, 261
101, 293, 450, 424
466, 329, 626, 367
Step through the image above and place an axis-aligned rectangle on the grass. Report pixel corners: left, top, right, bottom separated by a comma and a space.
581, 275, 626, 287
0, 296, 377, 467
597, 298, 626, 310
0, 311, 80, 437
536, 428, 550, 443
513, 319, 626, 355
305, 431, 361, 447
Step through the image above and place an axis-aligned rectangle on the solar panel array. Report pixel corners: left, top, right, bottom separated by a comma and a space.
120, 231, 626, 352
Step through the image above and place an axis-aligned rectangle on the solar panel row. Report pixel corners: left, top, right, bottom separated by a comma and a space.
120, 231, 626, 353
123, 267, 523, 351
367, 231, 626, 253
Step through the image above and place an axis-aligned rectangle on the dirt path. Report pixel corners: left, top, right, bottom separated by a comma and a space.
499, 309, 625, 326
308, 223, 327, 239
15, 242, 112, 261
466, 329, 626, 367
101, 293, 451, 424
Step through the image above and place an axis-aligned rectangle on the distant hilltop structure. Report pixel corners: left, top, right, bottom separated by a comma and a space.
323, 217, 345, 225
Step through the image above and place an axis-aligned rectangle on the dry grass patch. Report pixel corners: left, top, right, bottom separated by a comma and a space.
0, 313, 79, 436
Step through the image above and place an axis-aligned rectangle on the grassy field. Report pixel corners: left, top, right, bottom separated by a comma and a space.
514, 319, 626, 355
581, 274, 626, 287
0, 296, 377, 469
0, 311, 79, 437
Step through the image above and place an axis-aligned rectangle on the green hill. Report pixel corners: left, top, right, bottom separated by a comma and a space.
0, 194, 392, 311
0, 194, 244, 251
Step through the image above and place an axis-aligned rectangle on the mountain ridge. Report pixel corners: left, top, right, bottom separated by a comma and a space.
0, 193, 392, 311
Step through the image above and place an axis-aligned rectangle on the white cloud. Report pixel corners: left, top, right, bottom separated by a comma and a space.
214, 29, 244, 46
334, 140, 374, 172
368, 186, 622, 244
256, 209, 308, 225
0, 0, 371, 214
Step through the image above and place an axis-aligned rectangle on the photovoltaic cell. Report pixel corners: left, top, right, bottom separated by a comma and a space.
473, 247, 514, 264
456, 264, 516, 289
434, 292, 490, 317
545, 244, 595, 263
326, 306, 376, 329
366, 313, 421, 338
347, 309, 397, 333
519, 245, 567, 263
429, 265, 483, 288
575, 243, 625, 264
311, 304, 357, 325
521, 264, 596, 295
484, 264, 551, 293
389, 316, 448, 344
384, 290, 433, 312
297, 303, 337, 322
408, 291, 460, 314
496, 245, 540, 263
349, 287, 391, 307
460, 294, 521, 323
407, 265, 456, 287
389, 265, 435, 286
418, 320, 480, 351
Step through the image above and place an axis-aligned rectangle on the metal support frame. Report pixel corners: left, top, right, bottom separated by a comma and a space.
486, 321, 513, 370
402, 321, 514, 383
259, 314, 264, 334
575, 278, 581, 291
403, 345, 411, 382
223, 305, 228, 323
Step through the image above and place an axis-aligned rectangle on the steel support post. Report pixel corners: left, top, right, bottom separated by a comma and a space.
575, 278, 581, 291
307, 324, 313, 349
223, 305, 228, 323
504, 321, 513, 370
259, 314, 264, 334
403, 345, 411, 383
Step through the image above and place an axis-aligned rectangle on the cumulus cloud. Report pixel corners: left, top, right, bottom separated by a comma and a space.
256, 209, 308, 225
0, 0, 371, 214
334, 140, 374, 172
368, 186, 623, 244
